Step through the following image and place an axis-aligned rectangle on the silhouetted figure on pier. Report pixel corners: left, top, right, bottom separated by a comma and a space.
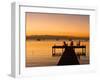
57, 46, 79, 65
70, 40, 74, 46
63, 41, 68, 46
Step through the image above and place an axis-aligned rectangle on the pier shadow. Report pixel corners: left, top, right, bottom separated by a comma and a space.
57, 46, 79, 65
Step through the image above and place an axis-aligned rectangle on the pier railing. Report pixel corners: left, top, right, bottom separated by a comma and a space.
52, 45, 86, 57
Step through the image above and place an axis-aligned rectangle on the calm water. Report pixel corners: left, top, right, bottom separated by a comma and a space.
26, 40, 89, 67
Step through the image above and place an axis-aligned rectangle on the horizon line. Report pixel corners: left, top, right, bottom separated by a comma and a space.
26, 34, 89, 38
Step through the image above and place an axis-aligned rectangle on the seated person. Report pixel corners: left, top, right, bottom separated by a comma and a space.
63, 41, 68, 46
70, 40, 74, 46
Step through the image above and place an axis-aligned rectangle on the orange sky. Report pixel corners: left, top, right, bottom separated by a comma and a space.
26, 12, 89, 38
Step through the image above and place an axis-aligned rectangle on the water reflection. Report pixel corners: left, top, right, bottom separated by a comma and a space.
26, 40, 89, 67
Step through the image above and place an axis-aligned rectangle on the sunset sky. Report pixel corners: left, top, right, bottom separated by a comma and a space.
26, 12, 89, 38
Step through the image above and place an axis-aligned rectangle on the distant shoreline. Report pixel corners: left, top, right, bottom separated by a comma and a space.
26, 35, 89, 41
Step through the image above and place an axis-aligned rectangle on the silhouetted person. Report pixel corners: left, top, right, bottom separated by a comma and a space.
63, 41, 68, 46
70, 40, 74, 46
57, 47, 79, 65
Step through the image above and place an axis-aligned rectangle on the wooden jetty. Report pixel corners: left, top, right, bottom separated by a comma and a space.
52, 45, 86, 57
